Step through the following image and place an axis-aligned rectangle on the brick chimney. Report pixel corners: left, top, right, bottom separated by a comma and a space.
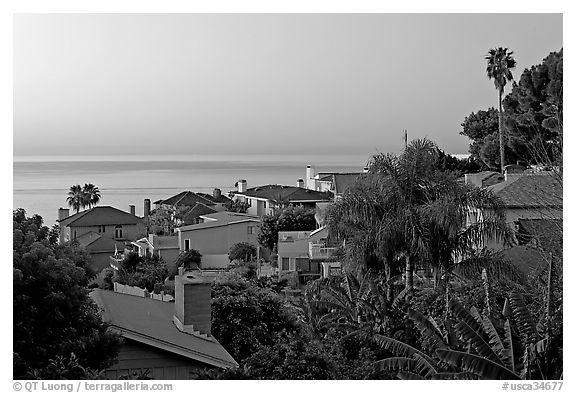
363, 167, 369, 173
213, 188, 222, 199
173, 275, 212, 339
237, 180, 247, 193
296, 179, 305, 188
129, 205, 136, 215
58, 208, 69, 221
144, 199, 151, 218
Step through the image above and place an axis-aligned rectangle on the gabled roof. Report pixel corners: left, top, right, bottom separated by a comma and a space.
90, 290, 237, 369
59, 206, 143, 227
196, 192, 231, 204
517, 219, 562, 256
178, 212, 260, 232
237, 185, 332, 202
73, 232, 125, 253
155, 191, 216, 207
181, 203, 218, 224
487, 173, 562, 208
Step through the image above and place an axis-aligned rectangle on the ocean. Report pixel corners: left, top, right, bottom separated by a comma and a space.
13, 155, 367, 226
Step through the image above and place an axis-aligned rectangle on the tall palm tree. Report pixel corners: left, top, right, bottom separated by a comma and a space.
82, 183, 101, 209
485, 47, 516, 174
66, 184, 84, 214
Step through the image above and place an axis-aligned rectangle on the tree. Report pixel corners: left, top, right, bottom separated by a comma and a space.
13, 210, 121, 378
225, 199, 250, 214
210, 275, 300, 362
229, 242, 257, 263
503, 49, 563, 166
82, 183, 101, 209
485, 47, 517, 173
66, 185, 84, 214
175, 249, 202, 270
258, 206, 316, 251
327, 139, 508, 298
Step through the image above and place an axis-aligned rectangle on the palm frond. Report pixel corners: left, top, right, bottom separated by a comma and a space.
453, 320, 503, 365
436, 349, 520, 380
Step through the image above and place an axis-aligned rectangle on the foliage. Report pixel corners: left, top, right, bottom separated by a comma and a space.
462, 49, 562, 169
24, 353, 107, 380
229, 242, 257, 262
372, 278, 561, 380
175, 249, 202, 270
210, 275, 300, 363
115, 253, 170, 292
225, 199, 250, 213
66, 183, 101, 214
503, 49, 563, 166
13, 212, 121, 379
145, 205, 190, 235
258, 206, 317, 250
485, 46, 517, 173
326, 139, 509, 297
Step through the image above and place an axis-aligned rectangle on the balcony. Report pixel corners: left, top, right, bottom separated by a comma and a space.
308, 242, 336, 260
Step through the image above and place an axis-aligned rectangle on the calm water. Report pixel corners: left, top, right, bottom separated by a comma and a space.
13, 156, 366, 226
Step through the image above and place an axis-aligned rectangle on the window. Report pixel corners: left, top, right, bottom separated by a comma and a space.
98, 225, 106, 233
281, 257, 290, 271
115, 225, 123, 239
184, 239, 190, 251
73, 231, 77, 239
264, 201, 267, 208
247, 226, 256, 235
296, 258, 309, 271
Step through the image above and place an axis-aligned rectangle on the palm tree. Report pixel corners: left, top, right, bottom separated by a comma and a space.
326, 139, 509, 298
485, 47, 516, 174
82, 183, 101, 209
66, 184, 84, 214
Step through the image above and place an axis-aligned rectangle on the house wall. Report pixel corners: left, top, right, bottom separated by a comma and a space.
158, 248, 180, 271
277, 228, 327, 273
105, 340, 214, 380
179, 222, 260, 266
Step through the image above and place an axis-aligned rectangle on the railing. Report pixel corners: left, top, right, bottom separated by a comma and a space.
308, 243, 336, 259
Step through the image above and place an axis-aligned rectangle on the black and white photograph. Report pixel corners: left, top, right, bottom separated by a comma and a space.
11, 7, 564, 386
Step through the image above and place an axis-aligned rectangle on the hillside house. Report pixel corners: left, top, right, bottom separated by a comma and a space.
58, 206, 146, 271
277, 226, 340, 283
176, 211, 261, 269
304, 165, 365, 200
90, 274, 237, 379
231, 181, 332, 218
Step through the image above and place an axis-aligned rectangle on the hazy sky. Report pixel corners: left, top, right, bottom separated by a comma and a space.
13, 13, 562, 159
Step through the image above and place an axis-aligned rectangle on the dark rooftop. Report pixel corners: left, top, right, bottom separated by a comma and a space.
238, 184, 332, 202
59, 206, 143, 227
487, 173, 562, 208
90, 289, 237, 369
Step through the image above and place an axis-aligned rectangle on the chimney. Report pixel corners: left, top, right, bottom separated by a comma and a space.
237, 179, 247, 193
504, 164, 526, 183
305, 165, 314, 189
213, 188, 222, 199
173, 275, 212, 339
129, 205, 136, 215
464, 173, 483, 188
144, 199, 151, 218
58, 208, 69, 221
363, 167, 369, 173
297, 178, 305, 188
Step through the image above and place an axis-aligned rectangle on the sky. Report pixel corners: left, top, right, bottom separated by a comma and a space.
13, 13, 563, 160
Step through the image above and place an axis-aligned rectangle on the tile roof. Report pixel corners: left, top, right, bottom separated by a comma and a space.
487, 173, 562, 208
156, 191, 216, 207
73, 232, 126, 252
239, 185, 332, 202
181, 203, 218, 225
59, 206, 144, 227
178, 212, 260, 232
196, 192, 231, 204
90, 289, 237, 369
